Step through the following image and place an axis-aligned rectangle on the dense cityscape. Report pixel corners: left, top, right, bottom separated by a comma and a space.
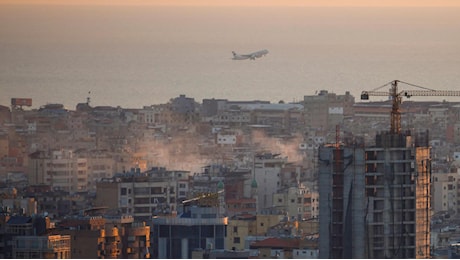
1, 86, 460, 258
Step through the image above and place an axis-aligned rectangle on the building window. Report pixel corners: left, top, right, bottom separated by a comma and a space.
233, 226, 238, 233
121, 188, 127, 195
233, 237, 240, 244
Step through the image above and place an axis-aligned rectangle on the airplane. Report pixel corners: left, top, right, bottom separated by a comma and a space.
232, 49, 269, 60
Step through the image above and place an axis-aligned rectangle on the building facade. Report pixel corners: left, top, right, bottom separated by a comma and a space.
12, 235, 71, 259
432, 171, 458, 215
254, 154, 287, 214
318, 131, 431, 258
95, 167, 189, 220
28, 149, 88, 193
303, 90, 354, 136
151, 207, 227, 258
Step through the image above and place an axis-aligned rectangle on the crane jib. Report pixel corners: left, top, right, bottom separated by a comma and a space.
360, 80, 460, 134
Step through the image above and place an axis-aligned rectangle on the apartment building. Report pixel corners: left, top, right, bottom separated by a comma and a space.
0, 215, 53, 258
95, 167, 189, 220
254, 153, 287, 213
249, 103, 304, 134
202, 99, 303, 135
12, 235, 71, 259
432, 170, 458, 215
57, 214, 150, 259
151, 206, 227, 258
318, 131, 431, 258
272, 185, 314, 221
78, 150, 115, 193
226, 214, 284, 252
28, 149, 88, 193
303, 90, 354, 135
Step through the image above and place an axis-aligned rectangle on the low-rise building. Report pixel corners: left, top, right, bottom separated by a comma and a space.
152, 206, 227, 258
0, 215, 52, 258
12, 235, 71, 259
249, 237, 301, 259
226, 214, 257, 251
56, 214, 150, 259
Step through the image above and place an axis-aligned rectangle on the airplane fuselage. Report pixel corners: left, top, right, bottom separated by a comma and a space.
232, 49, 269, 60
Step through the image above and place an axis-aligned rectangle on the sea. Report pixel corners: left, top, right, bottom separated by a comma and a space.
1, 4, 460, 109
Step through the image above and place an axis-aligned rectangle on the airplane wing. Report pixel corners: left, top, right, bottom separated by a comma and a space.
248, 50, 269, 60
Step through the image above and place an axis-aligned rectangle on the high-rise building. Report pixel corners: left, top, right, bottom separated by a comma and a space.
318, 131, 431, 258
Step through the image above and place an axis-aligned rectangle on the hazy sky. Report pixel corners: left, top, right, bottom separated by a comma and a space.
1, 0, 460, 6
2, 0, 460, 108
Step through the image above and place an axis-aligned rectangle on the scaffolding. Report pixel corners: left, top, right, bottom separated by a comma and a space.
318, 130, 431, 258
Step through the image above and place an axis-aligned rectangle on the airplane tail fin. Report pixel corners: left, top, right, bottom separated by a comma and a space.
232, 51, 237, 57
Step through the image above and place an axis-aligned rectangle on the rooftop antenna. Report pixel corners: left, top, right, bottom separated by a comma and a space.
86, 91, 91, 105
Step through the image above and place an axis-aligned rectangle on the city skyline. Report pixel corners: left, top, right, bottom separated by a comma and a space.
2, 72, 460, 258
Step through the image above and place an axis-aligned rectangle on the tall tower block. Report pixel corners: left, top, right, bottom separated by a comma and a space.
318, 131, 431, 258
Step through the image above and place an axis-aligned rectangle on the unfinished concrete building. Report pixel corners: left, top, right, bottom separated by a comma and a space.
318, 131, 431, 258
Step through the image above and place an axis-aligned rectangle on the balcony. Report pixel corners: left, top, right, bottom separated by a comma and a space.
104, 227, 119, 237
127, 226, 150, 237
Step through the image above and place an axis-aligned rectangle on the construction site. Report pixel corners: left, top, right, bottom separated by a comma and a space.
318, 80, 460, 258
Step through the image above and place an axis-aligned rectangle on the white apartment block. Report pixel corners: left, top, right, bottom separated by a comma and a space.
96, 168, 190, 219
216, 133, 237, 145
254, 154, 287, 213
432, 170, 460, 215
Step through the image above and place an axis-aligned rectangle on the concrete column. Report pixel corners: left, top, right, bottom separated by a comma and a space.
181, 238, 188, 259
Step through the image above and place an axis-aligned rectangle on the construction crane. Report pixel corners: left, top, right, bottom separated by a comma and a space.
181, 190, 224, 207
361, 80, 460, 134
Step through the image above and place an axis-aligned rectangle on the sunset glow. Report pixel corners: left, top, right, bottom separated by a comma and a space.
1, 0, 460, 6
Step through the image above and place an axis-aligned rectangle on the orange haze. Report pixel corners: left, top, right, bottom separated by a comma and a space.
1, 0, 460, 6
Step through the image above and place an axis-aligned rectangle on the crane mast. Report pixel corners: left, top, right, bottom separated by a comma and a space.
361, 80, 460, 134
